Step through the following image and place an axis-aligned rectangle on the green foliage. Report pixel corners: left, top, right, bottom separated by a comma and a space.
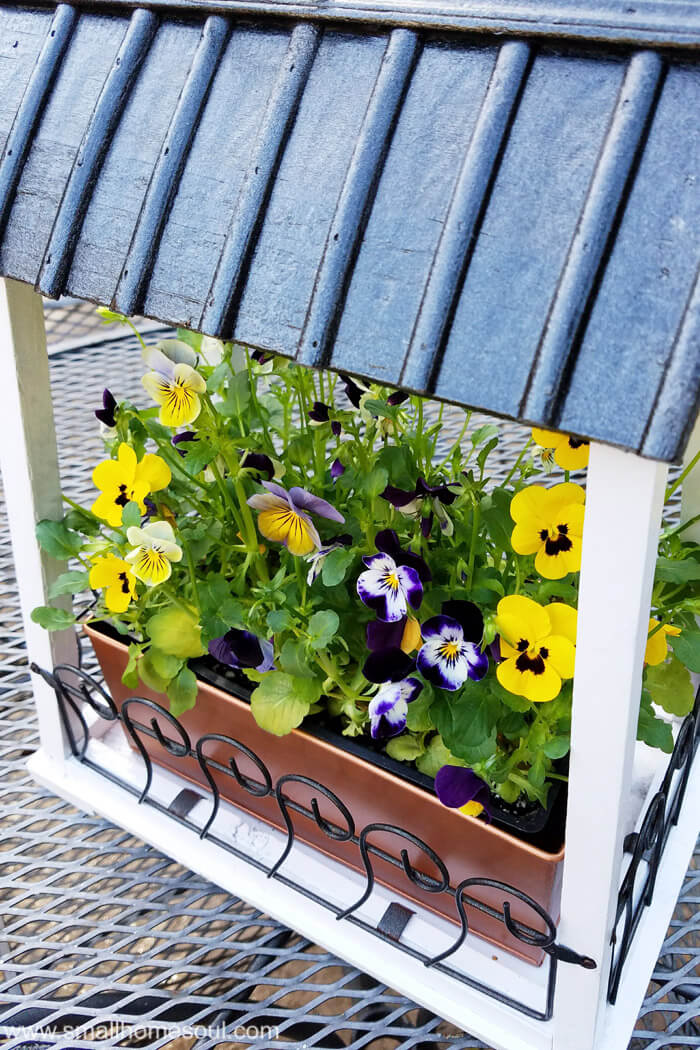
36, 519, 83, 560
386, 733, 425, 762
307, 610, 339, 650
321, 547, 355, 587
48, 570, 90, 598
168, 667, 198, 716
670, 629, 700, 672
637, 690, 674, 753
147, 607, 204, 659
645, 655, 695, 717
30, 606, 76, 630
250, 672, 322, 736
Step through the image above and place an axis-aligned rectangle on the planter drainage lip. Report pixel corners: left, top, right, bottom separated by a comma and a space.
1, 3, 700, 462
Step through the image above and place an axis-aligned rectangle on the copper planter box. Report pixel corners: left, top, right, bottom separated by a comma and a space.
86, 624, 565, 965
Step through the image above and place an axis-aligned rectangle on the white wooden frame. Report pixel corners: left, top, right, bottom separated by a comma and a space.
1, 276, 698, 1050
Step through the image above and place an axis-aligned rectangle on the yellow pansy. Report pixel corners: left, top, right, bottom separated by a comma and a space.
401, 617, 422, 654
142, 341, 206, 427
91, 443, 171, 528
645, 620, 681, 666
510, 482, 585, 580
532, 427, 590, 471
460, 801, 485, 818
247, 482, 344, 558
125, 521, 182, 586
89, 555, 137, 613
495, 595, 577, 703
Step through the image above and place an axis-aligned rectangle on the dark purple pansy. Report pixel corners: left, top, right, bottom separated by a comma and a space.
143, 497, 157, 521
421, 513, 434, 538
489, 637, 502, 663
330, 458, 345, 482
331, 420, 342, 437
375, 529, 432, 584
342, 375, 371, 409
366, 618, 405, 651
440, 600, 484, 643
387, 390, 409, 406
434, 765, 491, 819
172, 430, 197, 457
95, 388, 117, 428
251, 349, 273, 364
209, 629, 274, 672
368, 678, 422, 739
416, 615, 488, 691
309, 401, 331, 423
357, 552, 422, 622
363, 646, 416, 683
242, 451, 275, 479
381, 476, 459, 510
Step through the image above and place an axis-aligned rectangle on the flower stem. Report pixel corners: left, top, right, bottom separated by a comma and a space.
666, 447, 700, 501
502, 439, 532, 489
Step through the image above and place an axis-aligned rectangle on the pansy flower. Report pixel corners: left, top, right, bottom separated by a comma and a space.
510, 482, 585, 580
362, 617, 422, 683
305, 534, 352, 584
209, 628, 275, 672
125, 521, 182, 586
241, 451, 275, 480
89, 554, 137, 613
330, 458, 345, 482
644, 619, 681, 666
435, 765, 491, 819
95, 388, 117, 429
375, 529, 432, 583
417, 602, 488, 691
495, 595, 576, 703
368, 678, 422, 739
247, 481, 344, 557
357, 554, 423, 623
532, 427, 590, 471
142, 340, 206, 427
92, 443, 171, 528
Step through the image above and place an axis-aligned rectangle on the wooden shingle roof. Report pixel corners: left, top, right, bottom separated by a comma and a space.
0, 2, 699, 461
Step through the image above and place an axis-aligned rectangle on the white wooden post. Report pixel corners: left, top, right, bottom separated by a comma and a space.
680, 413, 700, 544
0, 277, 77, 760
552, 443, 667, 1050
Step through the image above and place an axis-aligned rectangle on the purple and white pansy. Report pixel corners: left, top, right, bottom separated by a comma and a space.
368, 678, 423, 739
417, 600, 488, 691
305, 533, 353, 584
357, 553, 423, 622
209, 628, 275, 673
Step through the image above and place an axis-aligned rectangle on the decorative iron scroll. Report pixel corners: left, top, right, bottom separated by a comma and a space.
608, 688, 700, 1004
34, 660, 596, 1022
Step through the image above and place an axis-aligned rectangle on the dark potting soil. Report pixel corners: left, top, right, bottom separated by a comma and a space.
91, 621, 566, 854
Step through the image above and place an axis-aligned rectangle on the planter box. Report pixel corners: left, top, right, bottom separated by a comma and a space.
86, 624, 565, 965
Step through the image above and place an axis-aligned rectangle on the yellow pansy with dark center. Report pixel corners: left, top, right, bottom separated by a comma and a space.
495, 595, 577, 703
510, 482, 585, 580
91, 443, 171, 528
644, 619, 681, 666
141, 340, 207, 428
531, 427, 590, 471
89, 554, 137, 613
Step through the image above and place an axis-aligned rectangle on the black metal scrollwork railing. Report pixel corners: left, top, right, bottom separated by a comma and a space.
32, 660, 603, 1021
608, 689, 700, 1004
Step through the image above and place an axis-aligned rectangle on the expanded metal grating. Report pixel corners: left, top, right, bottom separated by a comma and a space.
0, 304, 695, 1048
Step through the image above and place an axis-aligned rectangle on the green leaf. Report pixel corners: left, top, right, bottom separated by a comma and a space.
432, 684, 500, 760
638, 691, 674, 753
363, 399, 400, 421
267, 609, 292, 633
97, 307, 128, 325
321, 547, 355, 587
36, 519, 84, 560
183, 439, 215, 476
528, 752, 547, 789
48, 570, 90, 598
362, 466, 389, 500
543, 736, 570, 759
645, 655, 695, 717
406, 685, 435, 732
308, 610, 339, 650
655, 555, 700, 583
121, 644, 141, 689
415, 735, 465, 778
471, 423, 500, 447
168, 667, 198, 717
386, 734, 425, 762
63, 507, 101, 536
477, 437, 499, 474
121, 501, 141, 529
148, 648, 183, 682
279, 638, 315, 678
138, 650, 171, 694
30, 605, 76, 631
250, 672, 321, 736
220, 370, 251, 418
670, 629, 700, 673
147, 607, 204, 659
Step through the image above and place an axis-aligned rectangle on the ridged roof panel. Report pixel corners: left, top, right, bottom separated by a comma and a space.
0, 3, 698, 461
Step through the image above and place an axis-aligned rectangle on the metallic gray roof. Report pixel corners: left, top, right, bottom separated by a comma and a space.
0, 3, 698, 461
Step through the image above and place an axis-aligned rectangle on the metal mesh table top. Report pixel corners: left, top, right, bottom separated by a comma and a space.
0, 304, 696, 1049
